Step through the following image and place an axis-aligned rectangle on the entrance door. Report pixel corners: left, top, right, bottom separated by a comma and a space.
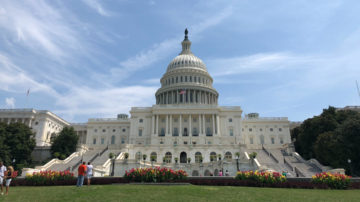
180, 152, 187, 163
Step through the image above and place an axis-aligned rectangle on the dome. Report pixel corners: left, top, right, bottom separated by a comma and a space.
166, 29, 207, 72
155, 29, 219, 106
166, 54, 207, 71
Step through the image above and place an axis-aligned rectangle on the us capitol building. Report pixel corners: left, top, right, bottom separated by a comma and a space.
2, 30, 328, 177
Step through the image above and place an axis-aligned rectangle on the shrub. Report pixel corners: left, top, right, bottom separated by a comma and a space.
312, 172, 351, 189
124, 167, 187, 182
124, 153, 129, 159
235, 171, 286, 184
25, 170, 75, 186
249, 152, 257, 159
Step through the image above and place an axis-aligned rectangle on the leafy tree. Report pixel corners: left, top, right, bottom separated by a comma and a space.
51, 127, 78, 159
291, 106, 360, 176
0, 122, 36, 171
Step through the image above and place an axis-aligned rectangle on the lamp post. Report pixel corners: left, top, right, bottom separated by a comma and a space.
347, 159, 352, 176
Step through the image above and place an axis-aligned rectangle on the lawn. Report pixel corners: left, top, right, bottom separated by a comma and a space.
1, 185, 360, 202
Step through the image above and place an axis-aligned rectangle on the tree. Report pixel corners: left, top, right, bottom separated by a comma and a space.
51, 127, 78, 159
291, 106, 360, 176
0, 122, 36, 171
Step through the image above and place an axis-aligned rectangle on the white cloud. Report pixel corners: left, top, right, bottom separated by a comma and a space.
208, 52, 315, 77
0, 0, 84, 61
5, 97, 15, 108
82, 0, 111, 16
54, 85, 158, 121
0, 53, 59, 97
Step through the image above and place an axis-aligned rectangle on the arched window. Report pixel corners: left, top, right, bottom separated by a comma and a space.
210, 152, 217, 162
111, 135, 115, 144
165, 152, 172, 163
136, 152, 142, 161
225, 152, 232, 161
195, 152, 202, 163
150, 152, 157, 162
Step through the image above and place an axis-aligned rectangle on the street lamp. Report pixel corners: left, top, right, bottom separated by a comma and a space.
347, 159, 352, 175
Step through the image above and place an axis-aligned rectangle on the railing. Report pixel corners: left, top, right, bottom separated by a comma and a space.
243, 117, 288, 121
262, 146, 279, 163
284, 158, 294, 171
88, 118, 130, 122
294, 167, 305, 177
99, 147, 109, 156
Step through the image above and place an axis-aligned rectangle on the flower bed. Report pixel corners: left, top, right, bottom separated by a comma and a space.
235, 171, 286, 185
25, 170, 75, 186
312, 172, 351, 189
124, 167, 187, 182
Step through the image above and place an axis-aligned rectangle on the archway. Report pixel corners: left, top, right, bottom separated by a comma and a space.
180, 152, 187, 163
192, 170, 199, 176
214, 169, 219, 176
204, 169, 211, 176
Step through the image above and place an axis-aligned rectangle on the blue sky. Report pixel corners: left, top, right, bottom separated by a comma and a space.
1, 0, 360, 123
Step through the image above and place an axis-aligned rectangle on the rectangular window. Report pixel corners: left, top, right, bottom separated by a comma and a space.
138, 129, 143, 136
280, 138, 284, 144
229, 128, 234, 136
93, 138, 96, 144
271, 137, 275, 144
250, 137, 253, 144
121, 137, 125, 144
101, 138, 104, 144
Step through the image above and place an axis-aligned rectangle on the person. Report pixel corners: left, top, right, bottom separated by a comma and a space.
4, 166, 14, 195
86, 162, 93, 186
225, 170, 230, 176
0, 162, 6, 195
219, 170, 223, 176
77, 162, 87, 187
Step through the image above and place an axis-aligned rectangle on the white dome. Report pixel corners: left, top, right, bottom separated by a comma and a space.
166, 54, 207, 72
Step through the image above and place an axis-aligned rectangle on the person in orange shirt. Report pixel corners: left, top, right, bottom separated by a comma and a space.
76, 162, 87, 187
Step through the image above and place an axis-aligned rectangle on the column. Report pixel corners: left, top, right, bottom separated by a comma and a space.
156, 115, 159, 135
216, 114, 220, 135
165, 115, 169, 135
151, 115, 155, 134
202, 114, 205, 135
198, 114, 202, 135
29, 118, 32, 127
212, 114, 215, 136
176, 91, 178, 104
169, 115, 173, 136
189, 114, 192, 136
179, 114, 182, 136
22, 118, 25, 124
166, 92, 168, 104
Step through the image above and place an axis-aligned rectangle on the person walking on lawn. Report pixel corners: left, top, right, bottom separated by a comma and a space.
76, 162, 87, 187
0, 161, 6, 195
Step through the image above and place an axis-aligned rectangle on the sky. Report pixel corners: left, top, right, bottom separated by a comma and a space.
1, 0, 360, 123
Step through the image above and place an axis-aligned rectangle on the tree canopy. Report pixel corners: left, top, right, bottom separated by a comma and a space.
291, 106, 360, 176
0, 122, 36, 171
51, 127, 78, 160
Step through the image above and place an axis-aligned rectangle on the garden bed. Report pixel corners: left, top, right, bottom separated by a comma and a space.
11, 176, 360, 189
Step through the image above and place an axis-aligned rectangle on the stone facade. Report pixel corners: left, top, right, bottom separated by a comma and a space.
0, 109, 69, 146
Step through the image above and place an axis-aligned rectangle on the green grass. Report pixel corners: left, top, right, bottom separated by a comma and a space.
1, 185, 360, 202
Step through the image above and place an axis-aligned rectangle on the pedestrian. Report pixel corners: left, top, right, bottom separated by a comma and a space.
86, 162, 93, 186
76, 162, 87, 187
219, 170, 223, 176
4, 166, 14, 196
0, 161, 6, 195
225, 170, 230, 176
